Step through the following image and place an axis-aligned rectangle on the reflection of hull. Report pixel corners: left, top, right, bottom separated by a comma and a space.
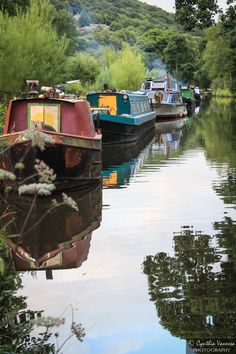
102, 129, 154, 168
155, 117, 188, 134
0, 132, 102, 191
1, 182, 102, 273
102, 135, 152, 188
153, 102, 187, 120
151, 117, 187, 156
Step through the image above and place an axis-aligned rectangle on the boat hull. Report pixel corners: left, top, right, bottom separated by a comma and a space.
152, 102, 187, 120
0, 131, 102, 191
94, 115, 155, 144
183, 97, 196, 116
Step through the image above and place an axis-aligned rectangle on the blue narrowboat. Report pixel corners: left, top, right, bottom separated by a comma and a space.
86, 91, 156, 144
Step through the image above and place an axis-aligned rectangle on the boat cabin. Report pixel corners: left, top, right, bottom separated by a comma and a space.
141, 79, 181, 93
87, 92, 152, 117
3, 98, 96, 138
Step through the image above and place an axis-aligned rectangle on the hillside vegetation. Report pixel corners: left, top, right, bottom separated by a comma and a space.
0, 0, 235, 97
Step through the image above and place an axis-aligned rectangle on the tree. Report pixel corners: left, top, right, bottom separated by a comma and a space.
175, 0, 219, 31
78, 6, 91, 28
220, 0, 236, 91
65, 52, 101, 85
163, 34, 196, 82
109, 45, 146, 91
0, 0, 68, 95
49, 0, 77, 52
0, 0, 29, 15
203, 24, 234, 92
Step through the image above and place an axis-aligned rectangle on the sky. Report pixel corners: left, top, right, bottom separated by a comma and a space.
140, 0, 228, 13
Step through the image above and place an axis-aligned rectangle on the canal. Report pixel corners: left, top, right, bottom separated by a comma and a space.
1, 97, 236, 353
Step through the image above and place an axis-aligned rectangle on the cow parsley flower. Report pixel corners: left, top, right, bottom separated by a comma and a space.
0, 169, 16, 181
18, 183, 56, 196
34, 159, 56, 184
62, 193, 79, 211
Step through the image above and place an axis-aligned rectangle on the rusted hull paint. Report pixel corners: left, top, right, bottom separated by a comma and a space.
0, 131, 102, 190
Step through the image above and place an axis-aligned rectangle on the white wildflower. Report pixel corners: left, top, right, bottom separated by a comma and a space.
22, 129, 55, 151
15, 162, 25, 170
33, 316, 65, 328
34, 159, 56, 184
18, 183, 56, 196
0, 169, 16, 181
62, 193, 79, 211
51, 198, 59, 208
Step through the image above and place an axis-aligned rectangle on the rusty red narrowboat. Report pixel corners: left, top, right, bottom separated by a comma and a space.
0, 97, 102, 190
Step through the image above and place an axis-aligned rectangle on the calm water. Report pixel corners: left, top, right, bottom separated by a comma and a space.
1, 98, 236, 353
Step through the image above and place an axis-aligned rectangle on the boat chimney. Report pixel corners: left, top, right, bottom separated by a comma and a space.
103, 83, 108, 91
26, 80, 39, 97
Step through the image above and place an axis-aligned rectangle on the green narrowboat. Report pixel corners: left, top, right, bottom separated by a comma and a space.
87, 91, 156, 144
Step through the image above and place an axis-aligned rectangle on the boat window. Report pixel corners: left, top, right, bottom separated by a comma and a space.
143, 99, 149, 111
144, 82, 151, 90
130, 99, 139, 114
171, 93, 181, 103
28, 103, 60, 132
169, 81, 176, 91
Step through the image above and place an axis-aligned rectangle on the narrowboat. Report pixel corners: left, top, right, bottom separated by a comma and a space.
86, 91, 156, 144
0, 96, 102, 190
181, 86, 196, 116
0, 182, 102, 277
140, 78, 187, 120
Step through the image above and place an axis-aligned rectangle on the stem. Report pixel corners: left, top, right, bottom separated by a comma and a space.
19, 193, 37, 235
56, 333, 75, 354
22, 203, 63, 236
18, 173, 38, 185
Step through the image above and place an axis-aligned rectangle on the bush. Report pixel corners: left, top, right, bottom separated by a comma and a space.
0, 103, 7, 133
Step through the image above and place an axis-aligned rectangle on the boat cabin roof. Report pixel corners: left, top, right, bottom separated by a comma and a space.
141, 79, 181, 93
3, 97, 96, 138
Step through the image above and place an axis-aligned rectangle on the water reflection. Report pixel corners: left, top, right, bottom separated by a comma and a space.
142, 99, 236, 352
0, 182, 102, 278
102, 131, 154, 188
152, 117, 187, 157
143, 218, 236, 342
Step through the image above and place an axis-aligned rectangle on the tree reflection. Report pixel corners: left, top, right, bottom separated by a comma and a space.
143, 220, 236, 340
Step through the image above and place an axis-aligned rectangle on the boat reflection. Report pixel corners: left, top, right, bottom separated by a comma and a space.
102, 130, 154, 188
0, 183, 102, 278
151, 117, 188, 157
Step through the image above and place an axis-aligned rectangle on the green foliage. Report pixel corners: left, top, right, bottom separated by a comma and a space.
220, 1, 236, 91
0, 0, 68, 96
78, 6, 91, 27
108, 45, 146, 91
0, 103, 7, 133
163, 34, 196, 81
65, 52, 101, 85
0, 0, 30, 15
175, 0, 219, 31
65, 82, 82, 94
138, 28, 176, 58
203, 24, 234, 93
